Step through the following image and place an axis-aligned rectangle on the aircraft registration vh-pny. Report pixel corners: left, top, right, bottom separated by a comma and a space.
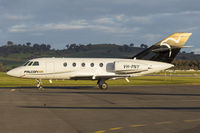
7, 33, 192, 90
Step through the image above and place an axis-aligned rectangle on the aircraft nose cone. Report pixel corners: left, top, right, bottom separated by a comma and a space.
6, 70, 13, 76
6, 69, 20, 77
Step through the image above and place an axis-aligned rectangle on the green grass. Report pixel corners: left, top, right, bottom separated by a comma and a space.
0, 72, 200, 87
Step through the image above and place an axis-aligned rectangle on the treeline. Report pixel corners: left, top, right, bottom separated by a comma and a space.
0, 41, 51, 57
0, 41, 147, 59
1, 41, 142, 55
172, 60, 200, 70
0, 62, 5, 72
65, 43, 148, 50
63, 43, 145, 53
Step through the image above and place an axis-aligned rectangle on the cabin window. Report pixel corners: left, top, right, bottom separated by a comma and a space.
99, 63, 103, 67
90, 63, 94, 67
28, 61, 33, 66
23, 61, 30, 66
33, 61, 39, 66
72, 63, 76, 67
81, 63, 85, 67
63, 62, 67, 67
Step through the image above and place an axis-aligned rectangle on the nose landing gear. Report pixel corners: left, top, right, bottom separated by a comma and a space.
36, 79, 44, 90
97, 79, 108, 90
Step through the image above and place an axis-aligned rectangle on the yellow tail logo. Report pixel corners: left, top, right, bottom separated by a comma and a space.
157, 33, 192, 57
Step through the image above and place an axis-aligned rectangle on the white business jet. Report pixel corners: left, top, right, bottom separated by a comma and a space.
7, 33, 192, 89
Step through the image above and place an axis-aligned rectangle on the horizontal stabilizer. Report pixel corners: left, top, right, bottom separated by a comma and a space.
181, 46, 192, 48
152, 47, 171, 53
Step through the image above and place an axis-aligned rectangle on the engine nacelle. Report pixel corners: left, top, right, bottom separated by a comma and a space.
114, 61, 149, 74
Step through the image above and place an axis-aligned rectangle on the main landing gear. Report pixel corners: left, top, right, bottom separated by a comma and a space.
36, 79, 44, 90
97, 79, 108, 90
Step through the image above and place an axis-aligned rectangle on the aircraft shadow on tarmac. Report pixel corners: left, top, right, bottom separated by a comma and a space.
0, 86, 95, 90
19, 105, 200, 111
23, 91, 200, 97
1, 86, 200, 97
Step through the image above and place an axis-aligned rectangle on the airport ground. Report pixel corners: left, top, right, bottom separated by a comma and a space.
0, 72, 200, 133
1, 71, 200, 87
0, 85, 200, 133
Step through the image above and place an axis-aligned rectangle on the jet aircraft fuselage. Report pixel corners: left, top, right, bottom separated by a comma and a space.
6, 33, 192, 89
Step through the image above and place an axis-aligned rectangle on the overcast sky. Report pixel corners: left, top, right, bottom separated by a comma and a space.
0, 0, 199, 52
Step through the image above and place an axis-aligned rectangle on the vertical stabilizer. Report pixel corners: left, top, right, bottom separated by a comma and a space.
132, 33, 192, 63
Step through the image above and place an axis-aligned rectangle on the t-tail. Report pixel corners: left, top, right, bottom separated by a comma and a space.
132, 33, 192, 63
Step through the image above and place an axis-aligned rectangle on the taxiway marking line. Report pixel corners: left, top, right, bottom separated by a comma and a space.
94, 130, 106, 133
184, 119, 200, 123
109, 127, 122, 130
155, 121, 172, 125
129, 124, 145, 127
94, 118, 200, 133
10, 89, 16, 92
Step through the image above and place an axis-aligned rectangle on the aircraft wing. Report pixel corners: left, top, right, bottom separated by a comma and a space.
70, 74, 130, 80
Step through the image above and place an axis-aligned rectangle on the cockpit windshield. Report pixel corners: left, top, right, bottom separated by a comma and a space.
28, 61, 33, 66
32, 61, 39, 66
23, 61, 39, 66
23, 61, 30, 66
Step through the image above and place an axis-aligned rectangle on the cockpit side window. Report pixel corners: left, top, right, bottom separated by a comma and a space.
32, 61, 39, 66
23, 61, 30, 66
28, 61, 33, 66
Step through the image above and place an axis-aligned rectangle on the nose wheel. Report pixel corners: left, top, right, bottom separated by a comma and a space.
97, 80, 108, 90
36, 79, 44, 90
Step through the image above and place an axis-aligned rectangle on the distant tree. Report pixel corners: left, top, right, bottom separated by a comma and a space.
0, 62, 4, 71
144, 44, 148, 48
65, 44, 70, 49
140, 44, 148, 48
40, 44, 47, 51
47, 44, 51, 50
7, 41, 13, 46
69, 43, 77, 50
129, 43, 134, 47
140, 44, 145, 48
87, 43, 92, 48
33, 43, 40, 51
26, 42, 31, 47
79, 44, 86, 51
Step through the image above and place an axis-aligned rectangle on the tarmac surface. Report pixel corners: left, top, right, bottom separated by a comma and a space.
0, 85, 200, 133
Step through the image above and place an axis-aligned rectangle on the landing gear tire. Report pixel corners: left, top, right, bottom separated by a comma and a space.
100, 83, 108, 90
97, 80, 108, 90
36, 79, 44, 91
